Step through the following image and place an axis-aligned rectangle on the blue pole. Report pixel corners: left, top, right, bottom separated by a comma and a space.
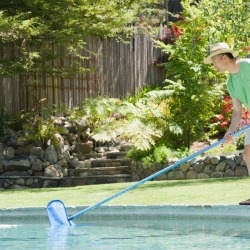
68, 125, 250, 221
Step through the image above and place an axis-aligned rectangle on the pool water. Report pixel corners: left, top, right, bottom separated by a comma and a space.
0, 217, 250, 249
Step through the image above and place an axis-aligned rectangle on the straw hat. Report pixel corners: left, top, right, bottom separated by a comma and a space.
204, 42, 238, 64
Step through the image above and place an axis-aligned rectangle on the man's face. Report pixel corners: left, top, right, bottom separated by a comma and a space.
211, 54, 228, 73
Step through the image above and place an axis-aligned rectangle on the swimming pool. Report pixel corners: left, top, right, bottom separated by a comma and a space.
1, 205, 250, 249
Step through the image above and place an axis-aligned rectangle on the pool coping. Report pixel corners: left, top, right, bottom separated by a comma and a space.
1, 205, 250, 222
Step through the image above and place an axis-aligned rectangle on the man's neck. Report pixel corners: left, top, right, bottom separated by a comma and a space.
227, 59, 240, 74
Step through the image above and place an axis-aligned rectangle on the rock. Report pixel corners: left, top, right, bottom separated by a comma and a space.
64, 121, 76, 133
203, 164, 214, 175
204, 156, 211, 164
44, 145, 58, 164
15, 178, 25, 186
30, 147, 44, 158
10, 184, 29, 190
210, 156, 220, 165
186, 170, 198, 179
16, 144, 34, 155
5, 147, 15, 159
197, 173, 210, 179
193, 162, 205, 173
215, 161, 227, 172
53, 133, 64, 146
62, 167, 68, 177
30, 182, 41, 188
75, 142, 93, 154
235, 166, 248, 177
58, 159, 68, 168
44, 164, 64, 177
57, 145, 70, 161
235, 155, 245, 166
32, 160, 43, 171
211, 172, 223, 178
25, 178, 34, 186
180, 162, 190, 172
3, 159, 31, 171
224, 169, 235, 177
67, 133, 79, 143
226, 156, 237, 169
43, 180, 58, 188
173, 170, 185, 180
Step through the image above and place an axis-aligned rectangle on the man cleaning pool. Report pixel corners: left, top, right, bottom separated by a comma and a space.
204, 42, 250, 204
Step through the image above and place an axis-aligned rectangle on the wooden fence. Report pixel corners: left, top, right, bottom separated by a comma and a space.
0, 32, 166, 115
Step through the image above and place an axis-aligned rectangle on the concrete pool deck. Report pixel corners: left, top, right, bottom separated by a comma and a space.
1, 205, 250, 222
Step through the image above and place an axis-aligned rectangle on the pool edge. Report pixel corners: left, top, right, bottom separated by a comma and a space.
1, 205, 250, 221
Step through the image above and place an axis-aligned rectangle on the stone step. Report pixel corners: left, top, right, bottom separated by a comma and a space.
91, 159, 132, 168
0, 175, 132, 188
73, 166, 131, 177
59, 175, 131, 186
106, 152, 128, 159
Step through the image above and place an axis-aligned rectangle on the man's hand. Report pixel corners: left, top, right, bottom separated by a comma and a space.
224, 130, 233, 143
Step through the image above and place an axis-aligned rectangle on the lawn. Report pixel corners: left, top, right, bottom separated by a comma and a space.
1, 177, 250, 209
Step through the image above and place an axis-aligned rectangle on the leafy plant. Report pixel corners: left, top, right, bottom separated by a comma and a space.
209, 96, 250, 136
206, 143, 237, 155
69, 93, 183, 161
154, 0, 250, 148
18, 99, 62, 147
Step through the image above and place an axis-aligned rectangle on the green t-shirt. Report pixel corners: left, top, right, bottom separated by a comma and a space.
227, 59, 250, 110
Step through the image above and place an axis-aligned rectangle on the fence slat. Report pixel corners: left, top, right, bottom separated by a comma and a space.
0, 35, 165, 115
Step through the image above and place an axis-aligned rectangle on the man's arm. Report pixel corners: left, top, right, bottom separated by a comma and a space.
224, 97, 242, 141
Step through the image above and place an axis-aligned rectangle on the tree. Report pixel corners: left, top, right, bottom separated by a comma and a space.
0, 0, 140, 76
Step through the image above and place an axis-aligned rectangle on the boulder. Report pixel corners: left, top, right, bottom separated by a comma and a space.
211, 172, 223, 178
186, 170, 198, 179
210, 156, 220, 165
32, 160, 43, 171
30, 147, 44, 158
5, 147, 15, 159
44, 164, 64, 177
235, 165, 248, 177
215, 161, 227, 172
180, 162, 190, 173
44, 145, 58, 164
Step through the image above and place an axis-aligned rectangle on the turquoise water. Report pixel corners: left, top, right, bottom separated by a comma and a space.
0, 217, 250, 249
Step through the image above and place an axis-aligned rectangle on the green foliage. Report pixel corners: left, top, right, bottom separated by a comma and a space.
206, 143, 237, 155
17, 99, 62, 147
154, 0, 250, 148
127, 144, 191, 166
0, 109, 28, 137
20, 117, 60, 147
236, 134, 245, 150
0, 0, 141, 76
69, 93, 182, 155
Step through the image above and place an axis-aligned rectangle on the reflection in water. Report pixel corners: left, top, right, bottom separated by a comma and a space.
47, 225, 71, 250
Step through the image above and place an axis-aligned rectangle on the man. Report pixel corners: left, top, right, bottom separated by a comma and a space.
204, 42, 250, 204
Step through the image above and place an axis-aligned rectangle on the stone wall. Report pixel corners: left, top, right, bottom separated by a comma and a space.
0, 116, 248, 189
131, 153, 248, 181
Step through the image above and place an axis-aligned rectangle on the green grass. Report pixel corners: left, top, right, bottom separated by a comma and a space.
1, 177, 250, 208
